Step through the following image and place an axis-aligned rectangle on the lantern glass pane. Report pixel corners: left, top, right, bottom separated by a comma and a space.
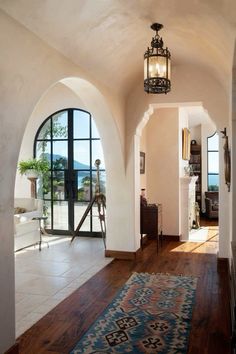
167, 58, 171, 80
148, 55, 167, 78
144, 58, 148, 79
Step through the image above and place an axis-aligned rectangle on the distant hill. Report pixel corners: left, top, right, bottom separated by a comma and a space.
43, 153, 90, 170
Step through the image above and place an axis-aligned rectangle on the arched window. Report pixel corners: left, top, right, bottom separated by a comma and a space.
207, 132, 219, 191
34, 108, 105, 236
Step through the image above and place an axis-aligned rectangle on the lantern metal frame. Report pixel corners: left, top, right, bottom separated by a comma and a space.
144, 23, 171, 94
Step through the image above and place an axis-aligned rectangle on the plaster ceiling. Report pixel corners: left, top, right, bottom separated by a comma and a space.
0, 0, 236, 95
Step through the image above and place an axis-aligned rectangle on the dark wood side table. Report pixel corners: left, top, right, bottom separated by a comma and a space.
140, 203, 161, 251
157, 203, 163, 247
33, 216, 49, 251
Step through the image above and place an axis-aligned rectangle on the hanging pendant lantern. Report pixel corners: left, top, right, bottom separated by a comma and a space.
144, 23, 171, 94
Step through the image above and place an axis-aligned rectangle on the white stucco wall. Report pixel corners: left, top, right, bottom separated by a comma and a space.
126, 65, 229, 149
0, 11, 128, 352
178, 107, 190, 178
146, 108, 180, 236
190, 125, 201, 144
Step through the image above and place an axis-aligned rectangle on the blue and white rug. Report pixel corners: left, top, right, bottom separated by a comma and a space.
71, 272, 197, 353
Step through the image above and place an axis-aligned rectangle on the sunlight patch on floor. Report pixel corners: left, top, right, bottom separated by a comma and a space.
189, 227, 209, 242
170, 226, 219, 255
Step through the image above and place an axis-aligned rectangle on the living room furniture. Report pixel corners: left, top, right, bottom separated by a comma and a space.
205, 191, 219, 219
32, 216, 49, 251
157, 203, 163, 245
14, 198, 43, 221
189, 143, 201, 209
14, 219, 40, 251
140, 199, 162, 251
14, 198, 43, 251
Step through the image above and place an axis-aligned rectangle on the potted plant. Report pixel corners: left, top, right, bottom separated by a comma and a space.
18, 158, 49, 178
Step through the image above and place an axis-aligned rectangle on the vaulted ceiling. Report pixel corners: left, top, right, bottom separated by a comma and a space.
0, 0, 236, 95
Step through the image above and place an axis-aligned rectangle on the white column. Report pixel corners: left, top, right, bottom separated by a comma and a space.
180, 176, 198, 241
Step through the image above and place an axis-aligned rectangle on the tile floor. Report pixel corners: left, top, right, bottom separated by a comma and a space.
15, 235, 113, 338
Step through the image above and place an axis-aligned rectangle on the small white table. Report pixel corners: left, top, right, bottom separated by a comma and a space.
33, 216, 49, 251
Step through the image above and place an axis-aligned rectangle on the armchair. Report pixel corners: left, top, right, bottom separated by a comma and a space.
205, 191, 219, 219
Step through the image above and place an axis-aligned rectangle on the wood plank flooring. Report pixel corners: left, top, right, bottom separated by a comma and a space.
16, 227, 231, 354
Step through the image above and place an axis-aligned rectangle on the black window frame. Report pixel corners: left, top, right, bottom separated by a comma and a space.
207, 131, 219, 191
34, 108, 105, 236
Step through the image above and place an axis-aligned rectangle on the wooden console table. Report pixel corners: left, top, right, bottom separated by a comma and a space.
140, 202, 163, 251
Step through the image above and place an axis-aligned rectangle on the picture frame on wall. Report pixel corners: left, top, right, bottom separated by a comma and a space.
140, 152, 145, 174
182, 128, 191, 160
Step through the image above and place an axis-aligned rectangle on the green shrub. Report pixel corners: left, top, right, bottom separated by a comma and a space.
208, 184, 219, 191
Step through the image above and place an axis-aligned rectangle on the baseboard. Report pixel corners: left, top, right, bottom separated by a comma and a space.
143, 234, 180, 242
162, 235, 180, 242
4, 342, 19, 354
217, 257, 230, 271
105, 235, 180, 259
105, 249, 138, 260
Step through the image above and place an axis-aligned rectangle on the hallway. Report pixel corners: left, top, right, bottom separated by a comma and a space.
16, 226, 231, 354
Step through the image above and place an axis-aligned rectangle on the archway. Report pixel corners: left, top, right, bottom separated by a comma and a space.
134, 102, 223, 254
13, 77, 131, 338
136, 103, 219, 242
15, 77, 128, 251
125, 63, 230, 259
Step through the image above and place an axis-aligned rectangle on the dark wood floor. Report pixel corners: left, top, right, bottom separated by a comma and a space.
200, 215, 218, 227
16, 227, 231, 354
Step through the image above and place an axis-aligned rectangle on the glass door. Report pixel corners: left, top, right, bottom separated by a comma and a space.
35, 108, 105, 236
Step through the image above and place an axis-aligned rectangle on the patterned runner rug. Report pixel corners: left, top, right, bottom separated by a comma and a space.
71, 272, 197, 353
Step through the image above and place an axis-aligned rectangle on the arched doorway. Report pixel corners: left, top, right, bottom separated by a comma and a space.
34, 108, 106, 236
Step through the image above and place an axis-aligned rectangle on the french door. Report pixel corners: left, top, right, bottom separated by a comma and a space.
34, 108, 106, 236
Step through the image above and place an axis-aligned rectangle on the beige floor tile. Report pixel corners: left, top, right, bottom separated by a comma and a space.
16, 260, 73, 277
53, 287, 76, 298
51, 291, 73, 301
15, 272, 38, 290
15, 292, 27, 304
33, 298, 63, 315
16, 293, 49, 322
16, 312, 44, 338
16, 275, 74, 296
15, 236, 113, 337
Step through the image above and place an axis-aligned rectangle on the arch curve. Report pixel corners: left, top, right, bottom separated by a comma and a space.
16, 76, 131, 252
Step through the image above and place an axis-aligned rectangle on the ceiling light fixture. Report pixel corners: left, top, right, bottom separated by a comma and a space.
144, 23, 171, 94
